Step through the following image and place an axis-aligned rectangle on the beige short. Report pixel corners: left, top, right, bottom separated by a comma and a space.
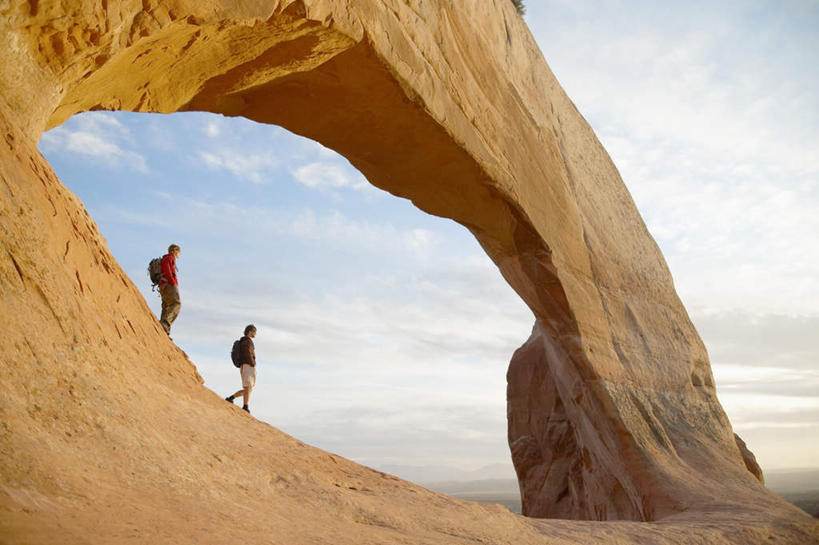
240, 364, 256, 390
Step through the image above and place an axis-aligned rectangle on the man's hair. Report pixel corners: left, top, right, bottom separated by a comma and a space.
168, 244, 180, 253
244, 324, 257, 336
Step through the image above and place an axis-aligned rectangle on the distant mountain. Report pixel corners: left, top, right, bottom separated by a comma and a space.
423, 478, 519, 495
378, 462, 517, 485
413, 467, 819, 519
378, 464, 819, 493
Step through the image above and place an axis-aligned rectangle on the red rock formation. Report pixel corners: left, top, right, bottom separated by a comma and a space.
1, 1, 817, 543
735, 433, 765, 485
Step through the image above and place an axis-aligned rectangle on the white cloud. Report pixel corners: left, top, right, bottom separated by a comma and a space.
197, 149, 278, 184
626, 156, 819, 316
204, 121, 220, 137
41, 130, 147, 171
405, 228, 433, 254
528, 3, 819, 319
179, 295, 527, 396
287, 210, 435, 253
39, 112, 148, 172
274, 402, 511, 470
71, 111, 129, 135
132, 194, 427, 254
292, 161, 369, 191
720, 391, 819, 435
696, 312, 819, 374
67, 131, 123, 156
536, 13, 818, 170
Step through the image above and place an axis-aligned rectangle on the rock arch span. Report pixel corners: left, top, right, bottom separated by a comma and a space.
1, 1, 815, 542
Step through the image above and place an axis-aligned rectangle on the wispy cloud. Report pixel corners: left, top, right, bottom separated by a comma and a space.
109, 192, 440, 258
39, 112, 148, 172
697, 312, 819, 373
528, 3, 819, 320
74, 112, 129, 134
276, 403, 511, 469
197, 149, 278, 184
405, 228, 433, 253
204, 121, 220, 137
180, 272, 531, 370
609, 140, 819, 316
292, 161, 369, 191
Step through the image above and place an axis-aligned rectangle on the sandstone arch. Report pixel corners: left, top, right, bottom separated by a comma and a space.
1, 1, 816, 543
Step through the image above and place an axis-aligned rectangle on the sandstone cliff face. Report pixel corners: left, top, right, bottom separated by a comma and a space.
1, 1, 817, 543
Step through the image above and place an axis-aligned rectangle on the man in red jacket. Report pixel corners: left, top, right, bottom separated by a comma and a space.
158, 244, 181, 336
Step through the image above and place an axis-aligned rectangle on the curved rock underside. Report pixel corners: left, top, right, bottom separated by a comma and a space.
0, 1, 816, 543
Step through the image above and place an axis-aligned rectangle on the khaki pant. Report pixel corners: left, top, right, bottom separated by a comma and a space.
159, 283, 181, 334
240, 364, 256, 389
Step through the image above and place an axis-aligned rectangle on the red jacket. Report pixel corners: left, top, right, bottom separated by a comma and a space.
160, 253, 178, 286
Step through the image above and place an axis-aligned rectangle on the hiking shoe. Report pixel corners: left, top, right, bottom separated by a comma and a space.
242, 405, 250, 413
225, 396, 234, 403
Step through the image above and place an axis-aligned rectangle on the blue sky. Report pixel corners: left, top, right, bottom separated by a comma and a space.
38, 1, 818, 478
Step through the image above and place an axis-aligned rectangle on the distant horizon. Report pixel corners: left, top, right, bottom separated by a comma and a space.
376, 460, 819, 480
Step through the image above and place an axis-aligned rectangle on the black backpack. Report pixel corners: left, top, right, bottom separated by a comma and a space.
148, 257, 163, 288
231, 339, 243, 368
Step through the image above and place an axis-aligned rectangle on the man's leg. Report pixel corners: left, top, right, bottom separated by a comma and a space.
159, 284, 180, 334
227, 366, 254, 412
225, 388, 251, 412
164, 285, 181, 331
227, 389, 245, 400
159, 285, 171, 333
240, 364, 255, 412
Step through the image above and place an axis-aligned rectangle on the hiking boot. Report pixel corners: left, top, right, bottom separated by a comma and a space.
242, 405, 250, 413
225, 396, 234, 403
